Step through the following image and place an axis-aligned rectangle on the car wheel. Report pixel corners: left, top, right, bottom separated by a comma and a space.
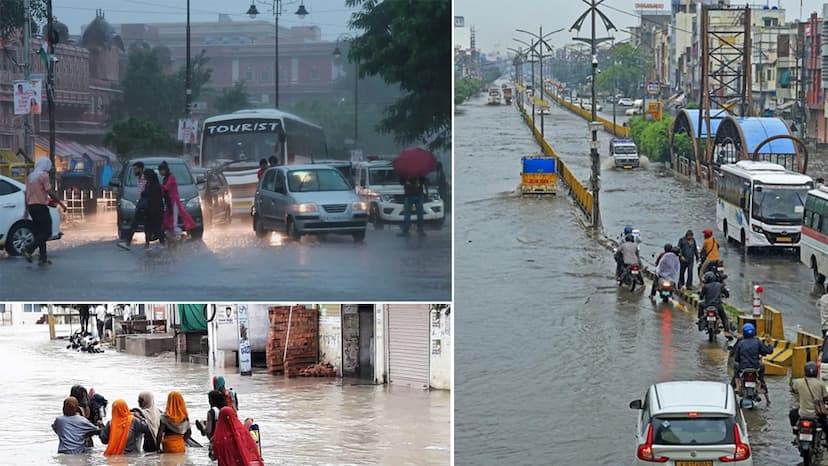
352, 229, 366, 242
254, 215, 268, 238
813, 257, 826, 284
369, 204, 384, 230
6, 222, 34, 256
189, 227, 204, 240
286, 218, 301, 241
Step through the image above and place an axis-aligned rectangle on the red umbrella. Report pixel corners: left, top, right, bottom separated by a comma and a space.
392, 148, 437, 178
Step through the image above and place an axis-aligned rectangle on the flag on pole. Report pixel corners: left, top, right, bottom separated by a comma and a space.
38, 39, 50, 73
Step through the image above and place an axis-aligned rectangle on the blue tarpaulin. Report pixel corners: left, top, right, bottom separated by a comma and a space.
522, 157, 556, 174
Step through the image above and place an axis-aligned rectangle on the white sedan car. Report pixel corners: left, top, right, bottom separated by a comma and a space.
0, 175, 62, 256
630, 381, 753, 465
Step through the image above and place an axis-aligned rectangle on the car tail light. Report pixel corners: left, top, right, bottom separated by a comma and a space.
636, 424, 669, 463
720, 425, 750, 462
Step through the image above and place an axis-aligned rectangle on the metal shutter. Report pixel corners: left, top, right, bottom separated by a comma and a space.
387, 304, 429, 388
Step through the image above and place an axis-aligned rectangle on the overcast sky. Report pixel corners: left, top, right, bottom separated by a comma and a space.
53, 0, 356, 41
454, 0, 828, 55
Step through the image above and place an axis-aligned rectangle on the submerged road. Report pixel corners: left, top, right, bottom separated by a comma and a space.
0, 325, 450, 466
0, 212, 451, 301
455, 85, 823, 465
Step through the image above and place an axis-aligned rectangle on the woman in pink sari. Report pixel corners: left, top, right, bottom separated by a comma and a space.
158, 161, 196, 247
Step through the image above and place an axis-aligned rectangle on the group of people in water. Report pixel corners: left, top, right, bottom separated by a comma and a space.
52, 377, 263, 465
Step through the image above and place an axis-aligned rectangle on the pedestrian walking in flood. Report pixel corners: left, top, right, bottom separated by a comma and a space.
132, 391, 162, 452
156, 391, 192, 453
78, 305, 90, 335
142, 169, 165, 248
52, 397, 99, 454
117, 162, 147, 250
159, 161, 196, 249
100, 399, 152, 456
398, 175, 427, 237
211, 406, 264, 466
95, 304, 107, 341
677, 230, 700, 290
23, 158, 66, 265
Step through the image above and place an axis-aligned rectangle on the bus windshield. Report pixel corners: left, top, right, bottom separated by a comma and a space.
201, 119, 284, 168
751, 184, 809, 224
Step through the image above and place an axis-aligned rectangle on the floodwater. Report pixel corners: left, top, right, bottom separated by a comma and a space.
0, 325, 450, 466
455, 85, 823, 465
0, 211, 451, 301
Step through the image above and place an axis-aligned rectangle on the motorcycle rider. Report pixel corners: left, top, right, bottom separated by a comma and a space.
789, 361, 828, 437
698, 229, 721, 278
617, 225, 634, 245
651, 244, 680, 298
615, 234, 641, 281
697, 271, 731, 333
730, 323, 773, 401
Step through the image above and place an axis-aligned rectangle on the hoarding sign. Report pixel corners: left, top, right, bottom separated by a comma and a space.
13, 80, 42, 115
634, 2, 664, 8
177, 118, 199, 144
238, 304, 251, 376
647, 81, 660, 95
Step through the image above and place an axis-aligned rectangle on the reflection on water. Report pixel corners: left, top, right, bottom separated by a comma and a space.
0, 326, 449, 465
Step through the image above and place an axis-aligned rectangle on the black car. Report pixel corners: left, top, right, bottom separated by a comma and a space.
191, 167, 232, 225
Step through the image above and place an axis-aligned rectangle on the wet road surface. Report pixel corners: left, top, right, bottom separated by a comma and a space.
455, 86, 822, 465
0, 325, 450, 466
0, 212, 451, 301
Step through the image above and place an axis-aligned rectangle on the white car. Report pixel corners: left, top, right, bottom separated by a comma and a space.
630, 381, 753, 465
626, 107, 643, 116
536, 108, 551, 115
618, 97, 635, 106
354, 160, 445, 228
582, 102, 603, 112
0, 174, 62, 256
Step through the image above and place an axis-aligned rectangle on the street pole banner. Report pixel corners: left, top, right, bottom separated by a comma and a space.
13, 80, 42, 115
177, 118, 199, 144
238, 304, 252, 376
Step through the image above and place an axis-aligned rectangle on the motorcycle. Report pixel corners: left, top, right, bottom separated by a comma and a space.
657, 278, 674, 303
701, 259, 727, 283
796, 417, 823, 466
704, 306, 722, 342
736, 368, 765, 408
66, 330, 104, 353
618, 264, 644, 291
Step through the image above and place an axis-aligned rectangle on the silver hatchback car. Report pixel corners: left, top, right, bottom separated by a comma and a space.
253, 165, 368, 242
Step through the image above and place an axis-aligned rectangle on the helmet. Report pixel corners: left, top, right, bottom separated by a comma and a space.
703, 272, 715, 283
624, 226, 633, 235
805, 361, 819, 378
625, 234, 635, 242
703, 229, 713, 238
664, 243, 673, 253
742, 323, 755, 338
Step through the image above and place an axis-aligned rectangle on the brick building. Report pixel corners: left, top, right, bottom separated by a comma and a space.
114, 15, 339, 108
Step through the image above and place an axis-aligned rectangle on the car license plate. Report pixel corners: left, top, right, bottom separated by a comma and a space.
707, 316, 717, 321
745, 381, 756, 388
623, 165, 632, 169
777, 236, 792, 243
676, 462, 713, 466
801, 433, 814, 441
661, 290, 670, 296
632, 270, 639, 275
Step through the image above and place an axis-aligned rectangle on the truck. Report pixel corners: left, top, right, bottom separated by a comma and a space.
503, 87, 513, 105
609, 138, 640, 169
487, 87, 502, 105
519, 155, 557, 195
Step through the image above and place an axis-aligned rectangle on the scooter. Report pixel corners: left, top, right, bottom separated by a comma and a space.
657, 278, 674, 303
796, 417, 823, 466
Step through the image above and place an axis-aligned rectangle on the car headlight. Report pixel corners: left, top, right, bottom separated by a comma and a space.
289, 203, 317, 214
352, 202, 368, 212
120, 199, 136, 210
379, 194, 395, 202
186, 197, 201, 209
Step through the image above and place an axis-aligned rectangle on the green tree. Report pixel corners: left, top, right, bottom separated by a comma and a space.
596, 43, 650, 98
672, 132, 694, 159
0, 0, 45, 40
454, 77, 483, 105
345, 0, 451, 150
629, 115, 674, 162
214, 82, 251, 114
103, 118, 182, 162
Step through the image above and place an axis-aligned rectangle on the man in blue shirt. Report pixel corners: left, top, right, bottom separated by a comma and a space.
52, 397, 99, 454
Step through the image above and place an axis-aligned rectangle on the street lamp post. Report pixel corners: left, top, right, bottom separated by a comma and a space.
333, 34, 358, 146
516, 27, 563, 138
246, 0, 309, 108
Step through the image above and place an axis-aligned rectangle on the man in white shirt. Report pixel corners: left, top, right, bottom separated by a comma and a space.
95, 305, 107, 341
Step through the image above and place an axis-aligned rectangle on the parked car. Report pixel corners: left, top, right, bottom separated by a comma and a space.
582, 101, 603, 112
110, 157, 204, 240
191, 167, 232, 226
630, 381, 752, 465
626, 106, 643, 116
252, 164, 368, 242
618, 97, 635, 106
0, 174, 63, 256
536, 107, 551, 115
353, 160, 446, 229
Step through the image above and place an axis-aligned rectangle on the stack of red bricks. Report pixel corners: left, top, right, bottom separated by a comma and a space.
298, 362, 336, 377
266, 305, 319, 376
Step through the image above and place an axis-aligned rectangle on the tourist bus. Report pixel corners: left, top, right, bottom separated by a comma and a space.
716, 160, 813, 248
799, 186, 828, 283
200, 109, 327, 215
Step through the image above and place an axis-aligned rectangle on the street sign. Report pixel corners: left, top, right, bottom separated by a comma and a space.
454, 16, 465, 28
646, 81, 660, 95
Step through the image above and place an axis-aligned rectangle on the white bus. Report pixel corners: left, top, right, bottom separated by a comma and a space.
800, 187, 828, 283
716, 160, 813, 248
200, 109, 327, 214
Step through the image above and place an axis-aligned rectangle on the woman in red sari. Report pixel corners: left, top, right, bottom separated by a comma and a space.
158, 161, 196, 248
212, 406, 264, 466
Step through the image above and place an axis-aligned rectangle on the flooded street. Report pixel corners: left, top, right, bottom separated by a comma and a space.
454, 86, 821, 465
0, 212, 451, 301
0, 325, 449, 466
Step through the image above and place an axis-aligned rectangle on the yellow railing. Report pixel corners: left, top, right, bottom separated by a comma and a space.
545, 90, 631, 138
520, 109, 593, 218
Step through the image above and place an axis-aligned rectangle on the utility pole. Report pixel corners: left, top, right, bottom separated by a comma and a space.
22, 0, 32, 160
46, 0, 56, 185
571, 0, 616, 230
185, 0, 192, 158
